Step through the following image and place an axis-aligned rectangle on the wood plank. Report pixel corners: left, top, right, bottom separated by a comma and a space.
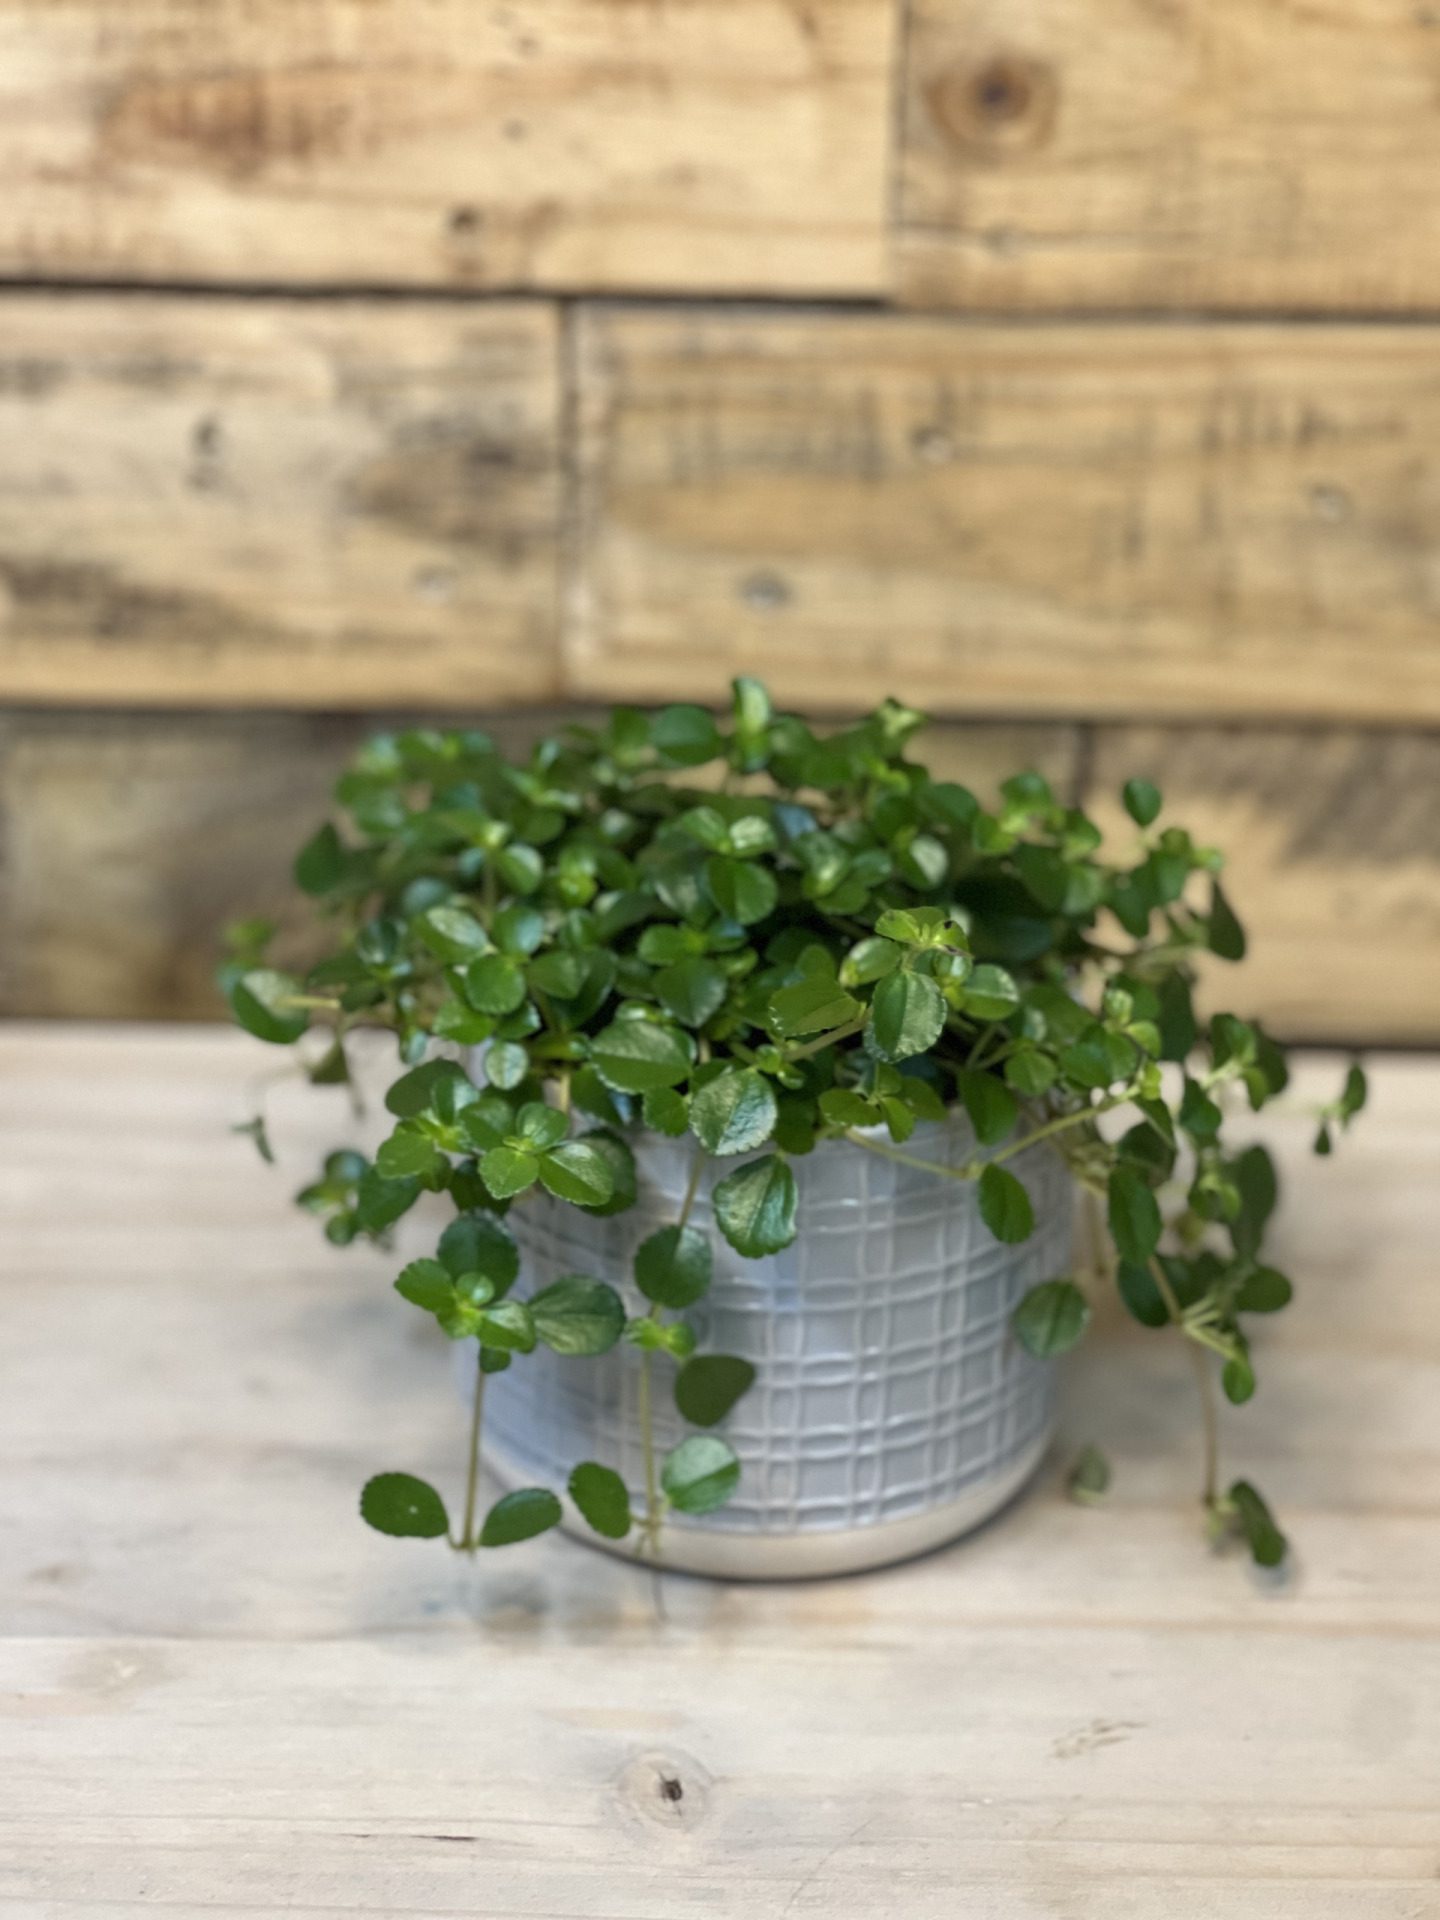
1, 1028, 1437, 1917
0, 709, 1078, 1019
569, 308, 1440, 723
1082, 726, 1440, 1047
0, 0, 893, 297
0, 294, 562, 707
898, 0, 1440, 312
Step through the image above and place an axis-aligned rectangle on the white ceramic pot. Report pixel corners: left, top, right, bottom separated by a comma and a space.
481, 1116, 1072, 1579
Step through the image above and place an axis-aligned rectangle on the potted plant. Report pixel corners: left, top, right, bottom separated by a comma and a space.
228, 682, 1364, 1577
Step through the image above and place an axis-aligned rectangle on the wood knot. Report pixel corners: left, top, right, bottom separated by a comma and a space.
926, 54, 1058, 156
615, 1750, 711, 1832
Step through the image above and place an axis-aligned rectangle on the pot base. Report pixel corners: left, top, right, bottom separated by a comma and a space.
485, 1430, 1051, 1581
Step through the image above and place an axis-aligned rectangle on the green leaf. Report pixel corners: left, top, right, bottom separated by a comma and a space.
642, 1086, 690, 1136
529, 1277, 625, 1355
480, 1487, 562, 1547
516, 1101, 569, 1149
464, 953, 528, 1016
674, 1354, 756, 1427
568, 1462, 632, 1539
492, 903, 545, 956
375, 1125, 446, 1181
662, 1435, 741, 1515
958, 964, 1020, 1022
439, 1212, 519, 1290
868, 969, 945, 1062
231, 969, 309, 1045
589, 1018, 693, 1094
1222, 1344, 1256, 1405
385, 1059, 472, 1119
416, 903, 489, 962
538, 1140, 616, 1207
1340, 1062, 1368, 1121
528, 949, 586, 999
654, 955, 728, 1028
978, 1163, 1035, 1244
1068, 1444, 1111, 1505
575, 1129, 637, 1218
353, 1167, 420, 1234
1013, 1279, 1091, 1357
1179, 1076, 1222, 1138
1208, 881, 1247, 961
688, 1067, 778, 1157
769, 977, 862, 1038
480, 1145, 539, 1199
360, 1473, 449, 1539
712, 1154, 798, 1257
651, 704, 723, 768
484, 1041, 529, 1091
1116, 1259, 1170, 1328
956, 1069, 1018, 1147
476, 1300, 537, 1353
496, 843, 543, 894
1228, 1479, 1287, 1569
818, 1087, 879, 1129
1230, 1144, 1278, 1262
1236, 1265, 1292, 1314
1122, 777, 1162, 828
1107, 1166, 1162, 1267
705, 855, 778, 926
635, 1224, 712, 1309
295, 822, 345, 895
394, 1258, 454, 1313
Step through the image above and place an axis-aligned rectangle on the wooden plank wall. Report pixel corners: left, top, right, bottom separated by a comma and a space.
0, 0, 1436, 1044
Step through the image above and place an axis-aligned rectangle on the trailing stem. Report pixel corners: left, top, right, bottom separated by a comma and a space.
456, 1352, 487, 1554
636, 1148, 707, 1564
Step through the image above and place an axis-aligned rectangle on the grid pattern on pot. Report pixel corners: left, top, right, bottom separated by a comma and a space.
485, 1122, 1070, 1537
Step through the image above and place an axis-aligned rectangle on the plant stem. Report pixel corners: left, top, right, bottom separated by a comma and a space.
844, 1130, 977, 1182
1148, 1255, 1219, 1507
637, 1147, 706, 1564
985, 1097, 1125, 1169
783, 1017, 867, 1064
638, 1345, 661, 1560
458, 1352, 487, 1553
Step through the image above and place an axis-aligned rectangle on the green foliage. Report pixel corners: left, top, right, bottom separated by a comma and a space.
231, 681, 1363, 1576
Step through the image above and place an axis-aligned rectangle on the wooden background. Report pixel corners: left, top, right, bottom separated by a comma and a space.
1, 0, 1436, 1042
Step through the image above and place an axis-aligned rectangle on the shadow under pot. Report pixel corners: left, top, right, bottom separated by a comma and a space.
473, 1116, 1073, 1579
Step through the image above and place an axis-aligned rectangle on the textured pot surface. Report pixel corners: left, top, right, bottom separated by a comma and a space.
484, 1117, 1073, 1578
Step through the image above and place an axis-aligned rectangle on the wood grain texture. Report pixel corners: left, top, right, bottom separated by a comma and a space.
0, 294, 562, 707
0, 0, 893, 296
569, 307, 1440, 723
899, 0, 1440, 312
0, 710, 1079, 1019
1, 1027, 1437, 1917
1082, 727, 1440, 1045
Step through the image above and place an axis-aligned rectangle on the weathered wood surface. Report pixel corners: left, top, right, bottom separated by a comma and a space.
0, 295, 562, 707
0, 712, 1081, 1019
2, 1027, 1437, 1915
1085, 727, 1440, 1047
570, 308, 1440, 725
0, 0, 893, 296
899, 0, 1440, 312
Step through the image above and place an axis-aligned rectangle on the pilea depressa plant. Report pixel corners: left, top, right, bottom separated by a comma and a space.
227, 681, 1364, 1571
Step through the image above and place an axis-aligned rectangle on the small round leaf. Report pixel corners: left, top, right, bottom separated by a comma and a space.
360, 1473, 449, 1539
675, 1354, 756, 1427
480, 1487, 562, 1547
662, 1435, 741, 1515
568, 1462, 632, 1539
635, 1224, 712, 1309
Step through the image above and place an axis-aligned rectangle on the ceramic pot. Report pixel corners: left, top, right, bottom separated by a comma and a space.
480, 1116, 1072, 1578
